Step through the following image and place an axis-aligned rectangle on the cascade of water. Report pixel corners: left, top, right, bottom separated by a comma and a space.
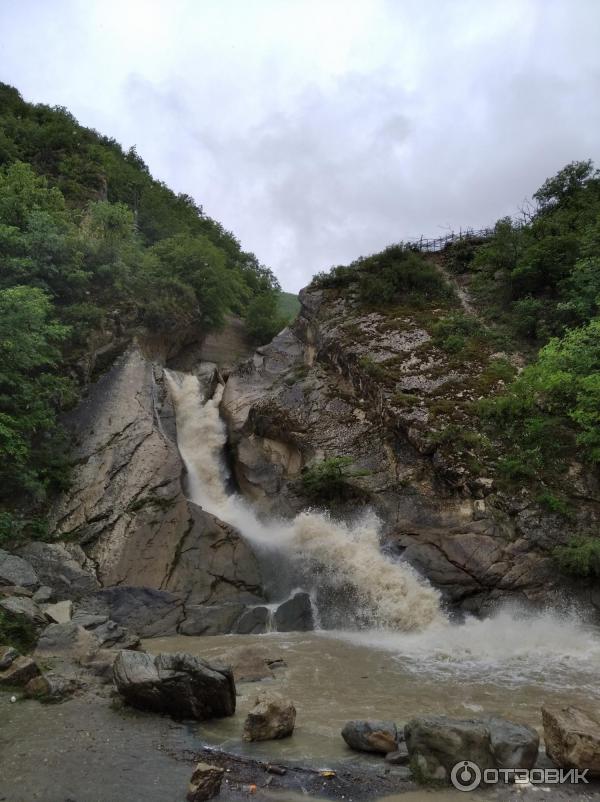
166, 370, 442, 631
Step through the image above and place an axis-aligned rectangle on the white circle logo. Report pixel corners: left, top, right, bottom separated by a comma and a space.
450, 760, 482, 792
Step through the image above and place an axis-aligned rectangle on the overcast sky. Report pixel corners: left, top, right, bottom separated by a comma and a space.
1, 0, 599, 291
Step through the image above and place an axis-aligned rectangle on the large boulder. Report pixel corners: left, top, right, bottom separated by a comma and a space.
35, 622, 101, 663
274, 592, 314, 632
113, 650, 236, 720
342, 720, 399, 755
0, 550, 38, 589
0, 596, 47, 627
486, 715, 539, 770
0, 655, 40, 687
233, 606, 270, 634
405, 715, 538, 783
542, 705, 600, 774
17, 542, 98, 600
74, 586, 184, 637
242, 691, 296, 741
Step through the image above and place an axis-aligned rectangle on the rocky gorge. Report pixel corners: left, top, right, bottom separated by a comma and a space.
2, 259, 600, 801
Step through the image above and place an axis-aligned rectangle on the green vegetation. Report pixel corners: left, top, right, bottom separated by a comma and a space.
433, 160, 600, 483
0, 609, 37, 652
301, 456, 370, 503
554, 536, 600, 578
277, 291, 301, 321
0, 83, 282, 539
312, 244, 456, 308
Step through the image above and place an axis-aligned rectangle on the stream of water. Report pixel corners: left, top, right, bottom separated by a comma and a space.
162, 370, 600, 763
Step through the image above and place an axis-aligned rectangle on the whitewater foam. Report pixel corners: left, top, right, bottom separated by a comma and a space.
166, 371, 442, 631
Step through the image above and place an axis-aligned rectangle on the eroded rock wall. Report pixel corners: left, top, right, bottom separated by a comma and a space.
221, 287, 600, 615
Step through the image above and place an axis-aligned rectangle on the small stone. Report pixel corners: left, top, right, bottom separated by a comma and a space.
242, 691, 296, 741
0, 645, 19, 670
186, 762, 224, 802
342, 720, 398, 754
24, 672, 77, 701
33, 586, 53, 604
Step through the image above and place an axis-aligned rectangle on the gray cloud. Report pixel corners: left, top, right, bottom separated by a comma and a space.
1, 0, 599, 290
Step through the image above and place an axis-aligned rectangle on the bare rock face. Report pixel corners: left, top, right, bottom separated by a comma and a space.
17, 542, 99, 600
186, 762, 225, 802
242, 691, 296, 741
542, 705, 600, 774
220, 286, 599, 613
113, 650, 236, 721
46, 347, 265, 631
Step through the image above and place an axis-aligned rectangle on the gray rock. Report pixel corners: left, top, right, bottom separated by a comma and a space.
24, 672, 79, 701
0, 655, 40, 686
33, 586, 53, 604
113, 650, 236, 720
0, 596, 47, 626
44, 600, 73, 624
90, 620, 140, 650
0, 645, 19, 670
274, 592, 314, 632
233, 606, 270, 634
186, 761, 225, 802
35, 622, 100, 662
18, 542, 98, 600
242, 691, 296, 741
0, 550, 38, 589
74, 586, 184, 637
486, 715, 539, 770
342, 720, 399, 754
179, 603, 245, 635
405, 715, 496, 783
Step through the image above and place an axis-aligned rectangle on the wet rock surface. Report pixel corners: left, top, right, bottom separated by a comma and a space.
242, 691, 296, 741
341, 720, 399, 754
543, 704, 600, 774
113, 649, 236, 720
404, 714, 539, 783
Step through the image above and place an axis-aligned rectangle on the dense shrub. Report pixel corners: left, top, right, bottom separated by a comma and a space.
554, 536, 600, 578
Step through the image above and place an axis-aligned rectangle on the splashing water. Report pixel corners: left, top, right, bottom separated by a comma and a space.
166, 371, 442, 631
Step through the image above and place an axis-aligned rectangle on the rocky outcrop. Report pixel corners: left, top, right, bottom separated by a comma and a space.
542, 705, 600, 774
113, 650, 236, 720
44, 347, 266, 632
242, 691, 296, 741
404, 715, 539, 783
341, 720, 399, 754
220, 286, 600, 613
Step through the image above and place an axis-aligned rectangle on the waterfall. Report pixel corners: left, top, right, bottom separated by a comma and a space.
166, 371, 442, 632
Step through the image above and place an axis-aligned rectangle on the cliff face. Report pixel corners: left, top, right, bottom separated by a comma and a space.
48, 346, 265, 634
221, 284, 600, 616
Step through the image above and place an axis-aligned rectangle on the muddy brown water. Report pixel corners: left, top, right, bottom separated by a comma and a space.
145, 612, 600, 764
